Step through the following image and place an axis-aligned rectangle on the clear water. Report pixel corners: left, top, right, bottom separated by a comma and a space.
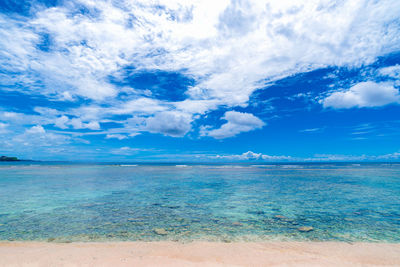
0, 162, 399, 242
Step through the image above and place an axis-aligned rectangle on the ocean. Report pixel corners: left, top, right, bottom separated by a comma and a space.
0, 162, 399, 242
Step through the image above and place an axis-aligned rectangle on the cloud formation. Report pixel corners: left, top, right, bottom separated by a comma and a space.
144, 111, 192, 137
378, 64, 400, 79
212, 151, 291, 161
202, 111, 265, 139
2, 1, 400, 110
54, 116, 100, 130
322, 81, 400, 109
1, 0, 400, 159
213, 151, 400, 162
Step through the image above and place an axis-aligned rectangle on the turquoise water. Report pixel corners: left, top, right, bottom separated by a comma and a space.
0, 163, 399, 242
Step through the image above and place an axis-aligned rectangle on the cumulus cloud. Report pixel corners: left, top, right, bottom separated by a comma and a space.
11, 125, 70, 148
54, 116, 100, 130
214, 151, 291, 161
144, 111, 192, 137
322, 81, 400, 109
202, 111, 265, 139
26, 125, 46, 134
70, 119, 100, 130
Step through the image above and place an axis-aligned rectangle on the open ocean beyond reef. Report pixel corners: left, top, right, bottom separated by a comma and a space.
0, 162, 399, 242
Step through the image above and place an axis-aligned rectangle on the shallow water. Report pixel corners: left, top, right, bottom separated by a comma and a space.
0, 163, 399, 242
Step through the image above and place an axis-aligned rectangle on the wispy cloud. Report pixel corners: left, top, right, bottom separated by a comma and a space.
299, 127, 325, 133
106, 134, 128, 140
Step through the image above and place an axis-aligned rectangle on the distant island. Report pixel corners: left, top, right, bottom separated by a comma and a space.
0, 156, 20, 161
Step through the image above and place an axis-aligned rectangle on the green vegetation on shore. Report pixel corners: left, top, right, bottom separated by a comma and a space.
0, 156, 20, 161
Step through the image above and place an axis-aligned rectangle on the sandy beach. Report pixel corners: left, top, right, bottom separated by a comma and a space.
0, 241, 399, 266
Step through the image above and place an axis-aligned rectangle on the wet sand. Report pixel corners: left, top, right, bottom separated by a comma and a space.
0, 241, 399, 266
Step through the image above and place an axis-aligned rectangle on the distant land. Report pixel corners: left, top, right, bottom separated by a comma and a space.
0, 156, 20, 161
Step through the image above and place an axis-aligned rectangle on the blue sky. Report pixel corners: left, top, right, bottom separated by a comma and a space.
1, 0, 400, 162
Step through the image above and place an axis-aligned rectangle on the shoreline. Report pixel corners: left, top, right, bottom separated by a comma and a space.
1, 241, 399, 266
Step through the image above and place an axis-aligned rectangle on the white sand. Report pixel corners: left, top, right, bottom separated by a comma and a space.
0, 241, 399, 266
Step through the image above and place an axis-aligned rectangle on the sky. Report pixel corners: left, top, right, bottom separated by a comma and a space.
0, 0, 400, 162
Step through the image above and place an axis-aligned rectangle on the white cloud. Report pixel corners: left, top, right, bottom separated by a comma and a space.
214, 151, 291, 161
376, 152, 400, 160
212, 151, 400, 162
242, 151, 262, 160
9, 125, 71, 149
106, 134, 128, 140
202, 111, 265, 139
84, 121, 100, 130
378, 64, 400, 79
308, 152, 400, 161
0, 110, 103, 135
322, 81, 400, 109
54, 116, 100, 130
261, 154, 292, 160
299, 127, 324, 133
26, 125, 46, 134
55, 115, 69, 129
70, 118, 86, 129
0, 111, 50, 126
2, 1, 400, 104
144, 111, 192, 137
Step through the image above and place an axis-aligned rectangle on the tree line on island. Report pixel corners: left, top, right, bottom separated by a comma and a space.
0, 156, 20, 161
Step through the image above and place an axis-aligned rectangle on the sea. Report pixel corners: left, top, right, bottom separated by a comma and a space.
0, 162, 399, 242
